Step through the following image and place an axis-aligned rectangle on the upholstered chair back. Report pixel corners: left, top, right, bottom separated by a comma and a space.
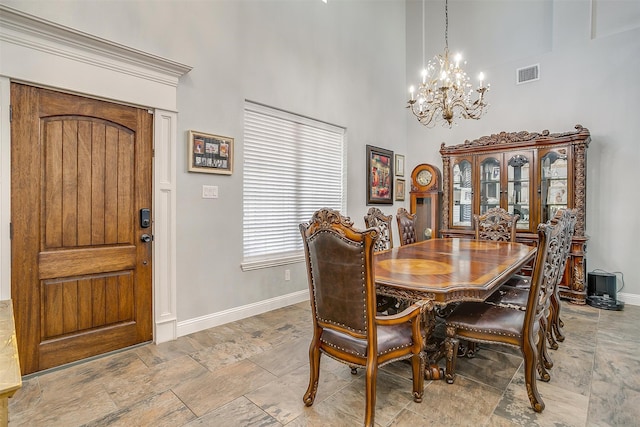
396, 208, 417, 246
300, 208, 376, 336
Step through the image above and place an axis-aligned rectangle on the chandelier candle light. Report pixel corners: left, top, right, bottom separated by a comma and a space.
407, 0, 489, 128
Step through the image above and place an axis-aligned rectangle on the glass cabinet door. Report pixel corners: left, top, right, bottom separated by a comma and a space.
452, 159, 473, 227
479, 156, 500, 215
541, 149, 569, 223
507, 153, 532, 231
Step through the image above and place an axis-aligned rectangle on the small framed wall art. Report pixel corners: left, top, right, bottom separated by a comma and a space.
188, 130, 233, 175
366, 145, 394, 205
395, 154, 405, 177
395, 178, 405, 201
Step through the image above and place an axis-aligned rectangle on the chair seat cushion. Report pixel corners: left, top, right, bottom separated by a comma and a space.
321, 322, 415, 359
485, 285, 528, 310
446, 301, 538, 340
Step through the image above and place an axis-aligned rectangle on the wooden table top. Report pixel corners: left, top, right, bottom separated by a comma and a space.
374, 238, 537, 306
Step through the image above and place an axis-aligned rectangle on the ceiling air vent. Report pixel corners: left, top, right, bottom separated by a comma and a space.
516, 64, 540, 85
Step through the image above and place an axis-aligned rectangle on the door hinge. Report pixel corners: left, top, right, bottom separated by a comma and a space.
9, 222, 12, 240
9, 105, 12, 123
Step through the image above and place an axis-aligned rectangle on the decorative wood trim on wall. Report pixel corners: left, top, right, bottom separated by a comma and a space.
0, 4, 191, 111
153, 110, 179, 343
0, 79, 10, 300
0, 5, 191, 344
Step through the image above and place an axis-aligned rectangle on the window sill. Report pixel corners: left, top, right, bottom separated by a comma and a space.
241, 253, 305, 271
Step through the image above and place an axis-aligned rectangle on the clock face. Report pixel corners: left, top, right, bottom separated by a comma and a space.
417, 170, 432, 186
411, 163, 441, 192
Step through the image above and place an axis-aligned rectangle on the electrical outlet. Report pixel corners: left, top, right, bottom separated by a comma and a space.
285, 269, 291, 281
202, 185, 218, 199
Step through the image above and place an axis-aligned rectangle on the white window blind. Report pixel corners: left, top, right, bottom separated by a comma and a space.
242, 101, 346, 270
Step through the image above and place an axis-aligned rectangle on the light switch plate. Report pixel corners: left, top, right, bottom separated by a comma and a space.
202, 185, 218, 199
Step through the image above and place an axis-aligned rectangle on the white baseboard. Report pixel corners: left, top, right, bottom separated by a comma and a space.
176, 290, 309, 337
617, 292, 640, 307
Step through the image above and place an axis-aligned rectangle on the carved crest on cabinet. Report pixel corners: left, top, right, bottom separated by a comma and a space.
440, 124, 587, 154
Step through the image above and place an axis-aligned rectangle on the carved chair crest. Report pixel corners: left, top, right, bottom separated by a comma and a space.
474, 207, 519, 242
364, 207, 393, 252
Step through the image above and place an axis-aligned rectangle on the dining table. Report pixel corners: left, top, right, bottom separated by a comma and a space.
374, 237, 537, 379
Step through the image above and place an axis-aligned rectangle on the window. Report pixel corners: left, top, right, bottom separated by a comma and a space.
242, 101, 346, 270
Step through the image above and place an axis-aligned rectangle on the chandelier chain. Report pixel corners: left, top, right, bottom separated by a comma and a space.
445, 0, 448, 51
422, 0, 425, 68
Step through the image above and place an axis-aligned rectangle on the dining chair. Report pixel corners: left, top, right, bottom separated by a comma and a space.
458, 206, 521, 356
473, 206, 519, 242
299, 208, 426, 427
396, 207, 417, 246
364, 207, 397, 313
488, 209, 577, 351
364, 207, 393, 252
444, 216, 564, 413
548, 209, 577, 345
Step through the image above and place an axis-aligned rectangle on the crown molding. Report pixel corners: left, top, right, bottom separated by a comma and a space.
0, 5, 191, 88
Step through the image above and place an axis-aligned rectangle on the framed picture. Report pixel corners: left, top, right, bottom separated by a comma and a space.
492, 166, 500, 180
547, 181, 567, 204
366, 145, 394, 205
188, 130, 233, 175
395, 154, 405, 177
395, 179, 405, 201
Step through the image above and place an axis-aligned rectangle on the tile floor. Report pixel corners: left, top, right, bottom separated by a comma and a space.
8, 301, 640, 426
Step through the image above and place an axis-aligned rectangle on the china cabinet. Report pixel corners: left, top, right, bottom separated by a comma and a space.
409, 164, 442, 241
439, 125, 590, 303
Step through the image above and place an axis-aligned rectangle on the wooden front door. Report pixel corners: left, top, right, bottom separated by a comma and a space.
11, 83, 153, 375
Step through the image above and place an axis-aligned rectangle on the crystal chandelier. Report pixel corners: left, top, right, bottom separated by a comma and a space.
407, 0, 489, 128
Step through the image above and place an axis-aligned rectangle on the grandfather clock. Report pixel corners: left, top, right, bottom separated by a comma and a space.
410, 163, 442, 240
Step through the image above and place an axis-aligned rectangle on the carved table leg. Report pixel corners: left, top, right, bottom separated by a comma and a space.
421, 308, 446, 380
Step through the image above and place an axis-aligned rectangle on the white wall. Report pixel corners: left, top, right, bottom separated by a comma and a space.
405, 0, 640, 303
0, 0, 410, 327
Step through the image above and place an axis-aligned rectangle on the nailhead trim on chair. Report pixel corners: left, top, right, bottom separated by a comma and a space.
448, 324, 522, 339
321, 349, 422, 370
320, 337, 414, 358
485, 301, 526, 311
321, 339, 367, 357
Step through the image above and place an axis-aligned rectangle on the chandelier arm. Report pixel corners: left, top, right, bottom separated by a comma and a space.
409, 100, 441, 128
419, 111, 439, 128
449, 98, 486, 120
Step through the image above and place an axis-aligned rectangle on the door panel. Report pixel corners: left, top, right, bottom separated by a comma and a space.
11, 83, 153, 374
38, 246, 136, 279
41, 272, 133, 339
